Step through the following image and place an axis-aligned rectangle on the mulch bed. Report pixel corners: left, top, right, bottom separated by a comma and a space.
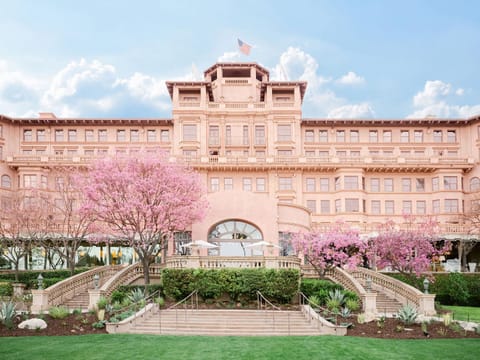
1, 310, 479, 339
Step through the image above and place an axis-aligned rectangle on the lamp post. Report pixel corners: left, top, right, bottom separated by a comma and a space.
93, 274, 100, 289
37, 274, 44, 290
423, 278, 430, 294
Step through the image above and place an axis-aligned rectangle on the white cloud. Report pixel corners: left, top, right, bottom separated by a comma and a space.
336, 71, 365, 85
271, 47, 371, 118
218, 52, 241, 62
327, 103, 375, 119
408, 80, 480, 118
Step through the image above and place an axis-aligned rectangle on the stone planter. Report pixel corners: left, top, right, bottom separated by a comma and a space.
468, 262, 477, 273
12, 283, 26, 297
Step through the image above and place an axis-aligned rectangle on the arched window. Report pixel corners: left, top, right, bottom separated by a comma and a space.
1, 175, 11, 188
207, 220, 263, 256
470, 177, 480, 192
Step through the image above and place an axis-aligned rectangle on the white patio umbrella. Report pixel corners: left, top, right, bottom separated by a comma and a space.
181, 240, 219, 249
244, 240, 281, 255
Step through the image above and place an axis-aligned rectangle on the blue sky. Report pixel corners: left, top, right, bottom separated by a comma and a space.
1, 0, 479, 119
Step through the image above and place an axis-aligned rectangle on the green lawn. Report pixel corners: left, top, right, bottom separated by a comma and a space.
441, 305, 480, 322
0, 335, 479, 360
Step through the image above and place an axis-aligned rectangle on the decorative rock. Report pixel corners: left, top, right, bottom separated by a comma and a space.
18, 318, 47, 330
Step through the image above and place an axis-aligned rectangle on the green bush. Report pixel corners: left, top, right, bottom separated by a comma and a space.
0, 282, 13, 297
48, 306, 70, 319
161, 268, 300, 304
0, 268, 90, 289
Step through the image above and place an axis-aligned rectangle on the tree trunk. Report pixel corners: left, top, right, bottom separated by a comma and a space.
14, 262, 19, 282
142, 257, 151, 286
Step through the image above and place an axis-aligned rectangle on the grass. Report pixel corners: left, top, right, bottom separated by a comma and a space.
441, 305, 480, 323
1, 335, 479, 360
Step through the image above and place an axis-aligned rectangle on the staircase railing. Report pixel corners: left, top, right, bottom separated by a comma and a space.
349, 267, 436, 315
31, 265, 121, 313
256, 291, 285, 334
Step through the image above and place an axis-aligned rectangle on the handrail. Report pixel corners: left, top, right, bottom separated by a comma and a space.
350, 267, 422, 307
167, 290, 198, 310
256, 291, 280, 311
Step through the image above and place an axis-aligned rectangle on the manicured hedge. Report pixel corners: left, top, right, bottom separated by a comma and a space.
0, 268, 90, 289
385, 272, 480, 306
161, 268, 300, 304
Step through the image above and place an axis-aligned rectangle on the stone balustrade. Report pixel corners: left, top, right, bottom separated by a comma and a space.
165, 255, 301, 270
31, 265, 121, 313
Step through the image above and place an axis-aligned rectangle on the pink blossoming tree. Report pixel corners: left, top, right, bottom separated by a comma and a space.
77, 152, 207, 285
369, 216, 450, 279
292, 221, 367, 276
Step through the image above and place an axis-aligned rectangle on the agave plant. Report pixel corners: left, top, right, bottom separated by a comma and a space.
308, 295, 321, 308
397, 304, 418, 325
326, 289, 345, 312
128, 288, 145, 304
0, 301, 17, 329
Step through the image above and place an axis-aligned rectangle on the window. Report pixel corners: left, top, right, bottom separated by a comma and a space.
335, 199, 341, 213
416, 178, 425, 192
243, 126, 249, 145
147, 130, 156, 142
385, 200, 395, 214
319, 130, 328, 142
371, 200, 381, 214
350, 130, 359, 143
209, 126, 219, 145
84, 149, 94, 156
41, 175, 48, 189
402, 178, 411, 192
161, 130, 169, 142
306, 200, 316, 213
384, 178, 393, 192
130, 129, 139, 142
117, 130, 126, 142
67, 149, 77, 155
210, 178, 219, 192
256, 178, 266, 192
445, 199, 459, 213
277, 149, 292, 156
23, 129, 33, 141
383, 130, 392, 143
85, 130, 94, 142
224, 178, 233, 190
36, 129, 46, 141
414, 130, 423, 143
183, 125, 197, 141
279, 177, 292, 190
334, 177, 341, 191
320, 178, 329, 191
305, 130, 315, 142
370, 178, 380, 192
402, 200, 412, 214
346, 198, 359, 212
318, 151, 329, 157
183, 149, 197, 157
255, 126, 265, 145
24, 174, 37, 188
225, 125, 232, 145
433, 130, 442, 142
416, 200, 426, 214
255, 150, 265, 158
444, 176, 458, 190
98, 129, 107, 141
306, 178, 316, 192
336, 150, 347, 157
243, 178, 252, 191
369, 130, 378, 142
344, 176, 358, 190
432, 177, 439, 191
305, 150, 315, 157
54, 129, 64, 142
447, 130, 456, 143
1, 175, 11, 188
320, 200, 330, 214
351, 150, 360, 157
277, 124, 291, 141
470, 177, 480, 192
336, 130, 345, 142
400, 130, 409, 143
68, 129, 77, 141
432, 199, 440, 213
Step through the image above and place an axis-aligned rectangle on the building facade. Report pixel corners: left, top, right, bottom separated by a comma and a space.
1, 62, 479, 262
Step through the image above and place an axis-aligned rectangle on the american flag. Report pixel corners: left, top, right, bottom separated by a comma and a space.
238, 39, 252, 55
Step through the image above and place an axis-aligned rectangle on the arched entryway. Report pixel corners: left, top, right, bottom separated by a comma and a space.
207, 219, 263, 256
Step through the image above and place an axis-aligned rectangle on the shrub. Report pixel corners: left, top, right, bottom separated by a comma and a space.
345, 298, 360, 312
397, 304, 418, 325
92, 320, 106, 329
308, 295, 321, 308
49, 306, 70, 319
97, 296, 109, 310
300, 279, 342, 297
0, 301, 16, 329
0, 282, 13, 297
110, 290, 126, 304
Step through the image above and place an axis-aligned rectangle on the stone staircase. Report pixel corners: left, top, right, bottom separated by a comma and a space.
372, 290, 403, 314
62, 291, 90, 310
111, 309, 325, 336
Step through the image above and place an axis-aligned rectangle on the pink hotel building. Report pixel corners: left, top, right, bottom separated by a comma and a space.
0, 62, 479, 262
